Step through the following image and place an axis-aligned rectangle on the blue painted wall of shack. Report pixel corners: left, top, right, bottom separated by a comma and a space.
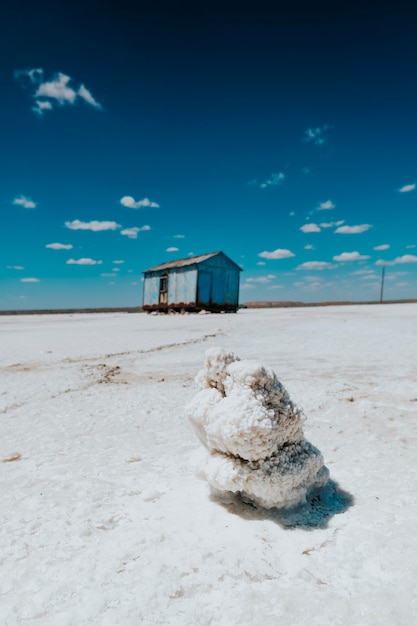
196, 256, 239, 306
142, 252, 240, 311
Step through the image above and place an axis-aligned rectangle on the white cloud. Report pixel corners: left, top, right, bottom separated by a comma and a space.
376, 255, 417, 266
7, 265, 25, 270
20, 277, 40, 282
112, 260, 125, 264
166, 247, 179, 252
101, 273, 116, 277
173, 234, 185, 239
33, 101, 53, 115
13, 195, 36, 209
120, 196, 159, 209
112, 268, 121, 272
14, 68, 102, 115
67, 258, 102, 265
65, 220, 121, 231
318, 200, 335, 210
15, 68, 43, 83
335, 224, 372, 234
333, 251, 370, 262
256, 261, 266, 266
45, 243, 73, 250
249, 172, 285, 189
353, 269, 377, 276
398, 184, 415, 193
374, 244, 390, 251
120, 225, 151, 239
259, 172, 285, 189
300, 223, 321, 233
77, 84, 102, 109
267, 285, 283, 290
246, 274, 276, 284
258, 249, 295, 260
297, 261, 335, 270
360, 274, 378, 281
304, 245, 315, 250
302, 124, 331, 145
320, 220, 344, 228
36, 73, 77, 104
406, 244, 416, 249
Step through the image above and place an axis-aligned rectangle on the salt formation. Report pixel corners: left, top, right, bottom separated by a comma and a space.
186, 348, 329, 509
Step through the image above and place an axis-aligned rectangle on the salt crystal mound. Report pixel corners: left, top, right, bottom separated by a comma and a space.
185, 348, 329, 509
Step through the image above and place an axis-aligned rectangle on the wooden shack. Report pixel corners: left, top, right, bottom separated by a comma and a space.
142, 251, 241, 313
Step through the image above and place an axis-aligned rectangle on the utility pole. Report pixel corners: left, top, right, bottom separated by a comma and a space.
380, 266, 385, 303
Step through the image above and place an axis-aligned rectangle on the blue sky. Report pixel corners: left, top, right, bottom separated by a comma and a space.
1, 0, 417, 310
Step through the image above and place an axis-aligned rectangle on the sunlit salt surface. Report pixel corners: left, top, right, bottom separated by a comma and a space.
1, 304, 417, 625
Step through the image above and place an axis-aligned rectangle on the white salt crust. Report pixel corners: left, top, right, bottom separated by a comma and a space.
186, 348, 329, 509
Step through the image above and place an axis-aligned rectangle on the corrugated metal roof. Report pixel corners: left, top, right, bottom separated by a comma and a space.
143, 251, 242, 273
143, 252, 222, 273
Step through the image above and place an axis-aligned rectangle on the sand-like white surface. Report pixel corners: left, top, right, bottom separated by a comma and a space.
1, 305, 416, 625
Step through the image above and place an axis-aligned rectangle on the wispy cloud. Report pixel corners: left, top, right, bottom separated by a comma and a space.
112, 260, 125, 264
373, 244, 390, 251
333, 251, 370, 262
120, 196, 159, 209
166, 247, 179, 252
173, 234, 185, 239
302, 124, 331, 145
249, 172, 285, 189
258, 248, 295, 260
398, 183, 416, 193
120, 225, 151, 239
15, 68, 102, 115
13, 195, 37, 209
334, 224, 372, 234
66, 258, 102, 265
406, 244, 416, 249
320, 221, 344, 228
246, 274, 276, 284
297, 261, 335, 270
304, 245, 315, 250
20, 277, 40, 282
300, 223, 321, 233
45, 243, 73, 250
65, 220, 121, 231
6, 265, 25, 270
101, 273, 117, 277
376, 255, 417, 266
317, 200, 335, 210
352, 269, 377, 276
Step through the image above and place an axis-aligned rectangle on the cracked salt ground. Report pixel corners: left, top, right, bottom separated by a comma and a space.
1, 305, 417, 625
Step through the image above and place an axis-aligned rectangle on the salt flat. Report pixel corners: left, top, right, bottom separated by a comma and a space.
1, 305, 417, 625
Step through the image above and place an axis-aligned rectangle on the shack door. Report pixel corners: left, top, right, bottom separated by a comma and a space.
159, 274, 168, 305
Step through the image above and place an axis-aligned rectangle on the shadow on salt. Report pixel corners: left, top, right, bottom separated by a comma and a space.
210, 479, 354, 530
